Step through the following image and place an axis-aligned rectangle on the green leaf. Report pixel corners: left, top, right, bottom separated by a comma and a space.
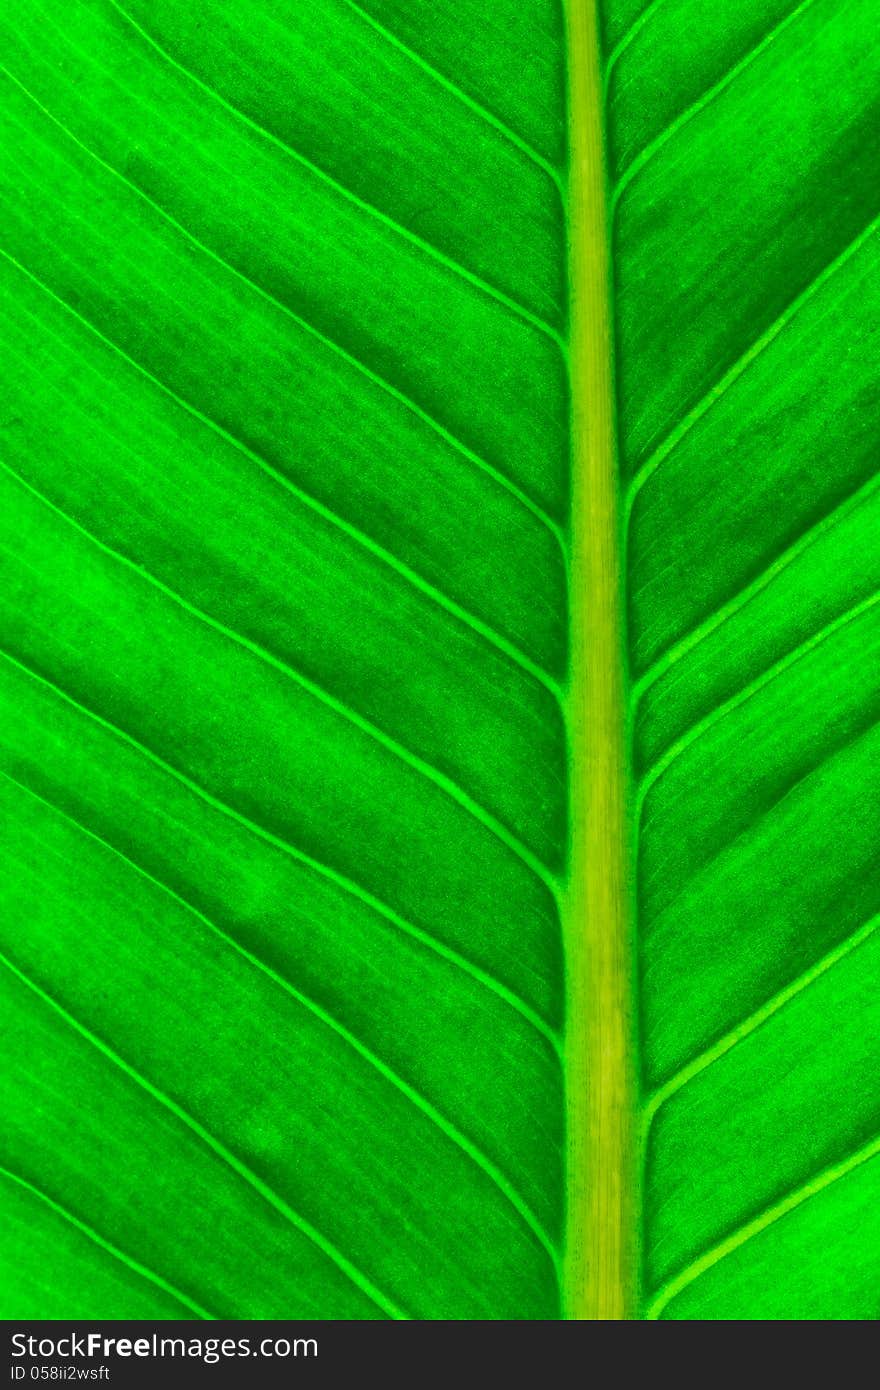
1, 0, 878, 1322
614, 0, 880, 1320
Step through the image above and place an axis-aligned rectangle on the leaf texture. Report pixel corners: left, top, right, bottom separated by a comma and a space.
609, 0, 880, 1319
0, 0, 568, 1320
2, 0, 879, 1323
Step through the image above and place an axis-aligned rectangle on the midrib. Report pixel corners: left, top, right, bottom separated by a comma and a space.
563, 0, 637, 1320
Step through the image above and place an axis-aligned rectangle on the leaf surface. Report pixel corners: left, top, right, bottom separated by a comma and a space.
609, 0, 880, 1318
1, 0, 879, 1321
0, 0, 567, 1320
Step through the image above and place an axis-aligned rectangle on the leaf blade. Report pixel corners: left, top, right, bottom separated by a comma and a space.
0, 0, 567, 1319
615, 0, 880, 1317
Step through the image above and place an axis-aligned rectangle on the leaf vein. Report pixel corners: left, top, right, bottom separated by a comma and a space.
610, 0, 818, 212
633, 464, 880, 701
646, 1129, 880, 1318
100, 0, 563, 341
1, 461, 558, 892
340, 0, 564, 190
603, 0, 668, 91
0, 67, 563, 544
0, 949, 408, 1319
636, 588, 880, 814
0, 1163, 214, 1319
0, 244, 562, 698
623, 210, 880, 514
644, 909, 880, 1125
2, 768, 561, 1269
0, 645, 560, 1050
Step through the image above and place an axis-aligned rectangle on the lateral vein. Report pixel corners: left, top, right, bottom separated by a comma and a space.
0, 646, 561, 1052
3, 768, 561, 1269
0, 1163, 214, 1319
0, 243, 563, 697
646, 1129, 880, 1318
633, 464, 880, 701
1, 459, 560, 895
635, 588, 880, 813
624, 210, 880, 515
0, 67, 563, 543
341, 0, 565, 192
610, 0, 818, 212
644, 909, 880, 1126
603, 0, 668, 91
0, 949, 408, 1320
99, 0, 563, 342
